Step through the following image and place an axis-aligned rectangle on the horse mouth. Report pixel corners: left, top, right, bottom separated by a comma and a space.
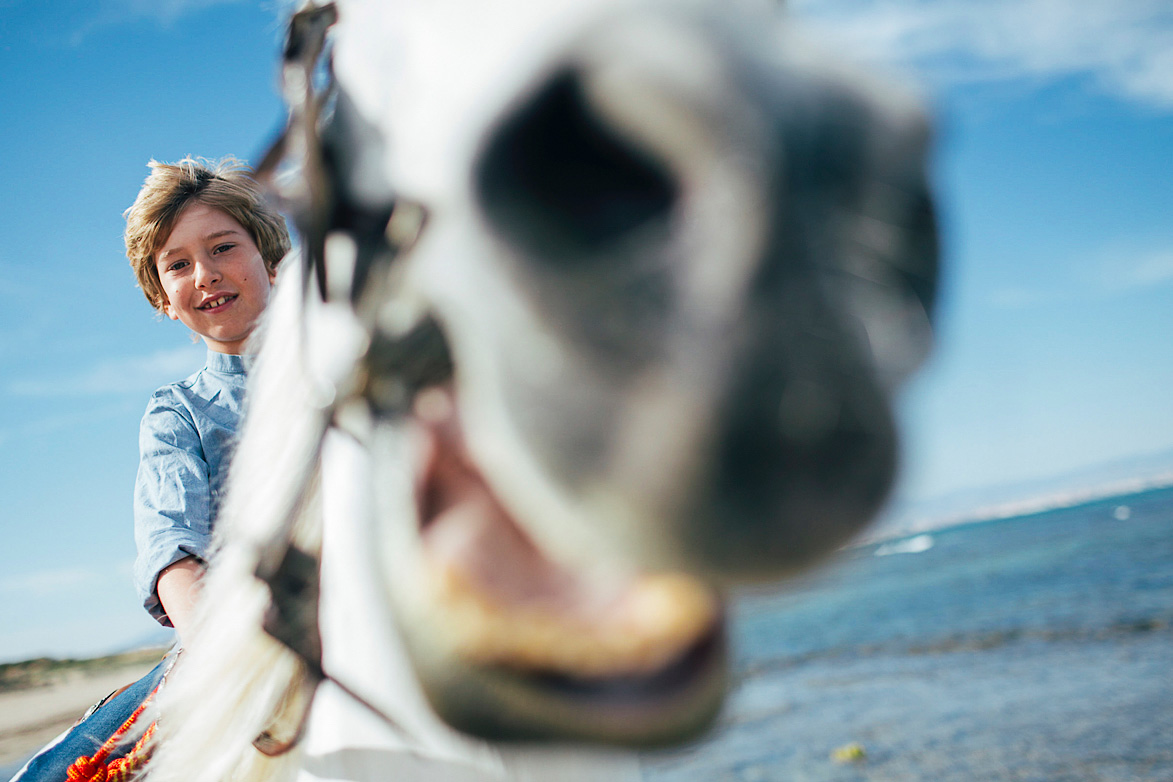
407, 385, 724, 720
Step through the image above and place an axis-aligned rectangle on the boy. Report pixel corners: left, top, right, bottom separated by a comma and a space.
11, 157, 290, 782
126, 156, 289, 642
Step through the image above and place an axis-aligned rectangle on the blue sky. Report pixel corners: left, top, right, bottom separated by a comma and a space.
1, 0, 1171, 663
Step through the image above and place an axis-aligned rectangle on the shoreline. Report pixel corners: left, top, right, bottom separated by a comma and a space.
0, 656, 163, 772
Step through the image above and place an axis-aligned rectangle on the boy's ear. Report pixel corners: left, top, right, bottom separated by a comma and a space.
162, 298, 179, 321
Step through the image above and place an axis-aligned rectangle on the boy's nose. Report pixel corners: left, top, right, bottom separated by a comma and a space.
194, 257, 222, 288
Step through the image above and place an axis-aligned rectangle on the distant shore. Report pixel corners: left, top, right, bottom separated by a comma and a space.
0, 649, 166, 773
866, 479, 1173, 545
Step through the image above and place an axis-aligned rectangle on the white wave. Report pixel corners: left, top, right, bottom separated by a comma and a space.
874, 533, 934, 557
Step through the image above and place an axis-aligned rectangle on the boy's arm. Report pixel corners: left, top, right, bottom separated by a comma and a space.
157, 556, 205, 644
134, 390, 215, 630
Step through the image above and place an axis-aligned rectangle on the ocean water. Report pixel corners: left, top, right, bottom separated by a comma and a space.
641, 486, 1173, 781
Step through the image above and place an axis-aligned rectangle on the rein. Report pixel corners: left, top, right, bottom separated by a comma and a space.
247, 1, 451, 756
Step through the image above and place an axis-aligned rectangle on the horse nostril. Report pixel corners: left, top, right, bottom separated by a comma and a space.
777, 379, 840, 446
474, 68, 678, 262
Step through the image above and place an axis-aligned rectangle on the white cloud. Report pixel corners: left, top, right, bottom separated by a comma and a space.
0, 561, 134, 600
113, 0, 249, 24
68, 0, 255, 44
790, 0, 1173, 109
2, 401, 141, 448
7, 345, 205, 397
1098, 246, 1173, 292
0, 273, 34, 299
0, 566, 110, 595
987, 242, 1173, 309
988, 286, 1059, 310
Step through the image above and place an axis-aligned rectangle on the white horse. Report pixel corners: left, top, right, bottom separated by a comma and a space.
145, 1, 938, 780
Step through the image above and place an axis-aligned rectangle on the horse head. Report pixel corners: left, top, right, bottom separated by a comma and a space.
251, 0, 938, 749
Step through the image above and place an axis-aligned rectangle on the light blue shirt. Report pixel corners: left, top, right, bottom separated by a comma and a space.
133, 350, 248, 626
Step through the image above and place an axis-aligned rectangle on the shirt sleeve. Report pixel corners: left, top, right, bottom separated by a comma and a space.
133, 389, 213, 626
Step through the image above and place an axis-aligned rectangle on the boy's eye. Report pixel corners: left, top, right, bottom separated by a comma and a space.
213, 243, 236, 255
166, 259, 189, 273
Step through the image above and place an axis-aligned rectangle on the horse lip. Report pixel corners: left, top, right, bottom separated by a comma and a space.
408, 384, 724, 684
524, 618, 725, 702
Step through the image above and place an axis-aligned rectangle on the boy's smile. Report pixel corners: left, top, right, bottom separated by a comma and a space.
156, 203, 275, 354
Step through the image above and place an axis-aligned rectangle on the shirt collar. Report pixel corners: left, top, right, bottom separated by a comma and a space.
206, 350, 249, 375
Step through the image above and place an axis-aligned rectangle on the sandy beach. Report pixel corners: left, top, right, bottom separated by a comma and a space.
0, 658, 160, 776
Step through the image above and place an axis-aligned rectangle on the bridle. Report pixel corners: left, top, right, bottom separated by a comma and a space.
244, 1, 452, 755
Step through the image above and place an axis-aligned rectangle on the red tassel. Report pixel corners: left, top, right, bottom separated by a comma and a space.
65, 692, 157, 781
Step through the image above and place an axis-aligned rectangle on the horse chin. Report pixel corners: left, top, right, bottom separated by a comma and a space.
388, 385, 729, 745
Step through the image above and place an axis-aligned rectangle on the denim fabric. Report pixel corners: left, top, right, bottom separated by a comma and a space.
11, 658, 170, 782
133, 350, 248, 625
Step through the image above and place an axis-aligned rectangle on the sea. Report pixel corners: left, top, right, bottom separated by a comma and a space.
640, 485, 1173, 781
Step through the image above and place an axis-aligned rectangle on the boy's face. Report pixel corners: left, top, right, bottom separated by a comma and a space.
156, 203, 275, 354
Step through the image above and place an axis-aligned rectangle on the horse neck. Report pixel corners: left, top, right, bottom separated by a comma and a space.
306, 429, 506, 771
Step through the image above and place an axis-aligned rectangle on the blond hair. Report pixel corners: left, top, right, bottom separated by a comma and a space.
124, 156, 291, 312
